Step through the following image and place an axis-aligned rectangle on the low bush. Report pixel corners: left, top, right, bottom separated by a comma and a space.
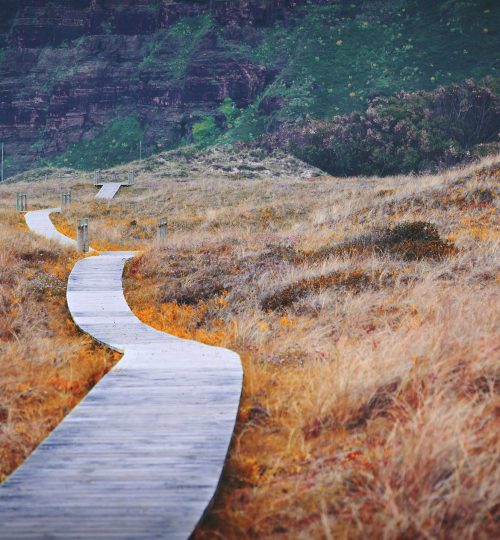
261, 269, 371, 312
366, 221, 458, 261
289, 222, 457, 264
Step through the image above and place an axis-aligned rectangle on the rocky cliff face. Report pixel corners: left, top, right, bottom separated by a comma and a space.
0, 1, 309, 176
0, 0, 497, 177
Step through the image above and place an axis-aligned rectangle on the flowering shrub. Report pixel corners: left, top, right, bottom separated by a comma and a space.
263, 80, 499, 176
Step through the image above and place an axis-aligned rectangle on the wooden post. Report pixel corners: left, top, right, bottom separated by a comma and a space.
94, 170, 101, 186
128, 170, 135, 186
61, 191, 71, 211
158, 218, 167, 242
17, 193, 28, 212
77, 218, 89, 253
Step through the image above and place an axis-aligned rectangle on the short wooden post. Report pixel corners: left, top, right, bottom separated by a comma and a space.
77, 218, 89, 253
128, 170, 135, 186
17, 193, 28, 212
158, 218, 167, 242
61, 191, 71, 211
94, 170, 101, 186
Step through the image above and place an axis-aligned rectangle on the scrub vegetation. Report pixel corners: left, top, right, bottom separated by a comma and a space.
1, 152, 498, 538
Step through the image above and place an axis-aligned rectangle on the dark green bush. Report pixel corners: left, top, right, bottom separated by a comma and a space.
263, 81, 499, 176
346, 221, 457, 261
283, 222, 457, 265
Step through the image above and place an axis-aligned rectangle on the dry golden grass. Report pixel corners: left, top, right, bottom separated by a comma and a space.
120, 157, 499, 539
0, 154, 499, 538
0, 206, 120, 483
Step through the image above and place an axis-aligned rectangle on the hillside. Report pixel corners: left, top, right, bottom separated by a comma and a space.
0, 153, 498, 538
0, 0, 498, 177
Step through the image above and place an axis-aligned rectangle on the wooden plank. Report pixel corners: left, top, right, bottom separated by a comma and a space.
0, 210, 243, 539
95, 183, 127, 200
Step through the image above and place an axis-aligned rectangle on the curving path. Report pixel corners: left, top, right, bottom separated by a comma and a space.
24, 207, 77, 247
0, 209, 243, 539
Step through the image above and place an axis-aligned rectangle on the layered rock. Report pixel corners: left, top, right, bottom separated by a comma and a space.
0, 0, 307, 176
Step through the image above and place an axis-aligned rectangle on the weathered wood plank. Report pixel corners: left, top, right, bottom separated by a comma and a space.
0, 209, 243, 539
95, 183, 127, 200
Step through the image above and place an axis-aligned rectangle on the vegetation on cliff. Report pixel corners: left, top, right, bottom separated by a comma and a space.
263, 80, 500, 176
0, 0, 498, 176
221, 0, 499, 142
52, 116, 143, 171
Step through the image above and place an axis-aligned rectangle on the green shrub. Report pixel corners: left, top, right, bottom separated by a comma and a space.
219, 97, 239, 128
192, 116, 220, 146
52, 116, 143, 170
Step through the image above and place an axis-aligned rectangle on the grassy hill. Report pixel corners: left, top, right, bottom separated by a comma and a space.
1, 152, 498, 537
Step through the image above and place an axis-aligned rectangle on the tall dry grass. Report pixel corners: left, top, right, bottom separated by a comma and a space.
120, 156, 498, 539
0, 155, 498, 537
0, 208, 120, 482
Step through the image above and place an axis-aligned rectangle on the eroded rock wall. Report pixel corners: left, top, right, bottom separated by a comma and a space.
0, 0, 308, 176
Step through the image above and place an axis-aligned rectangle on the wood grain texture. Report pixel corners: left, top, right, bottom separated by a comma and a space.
0, 209, 243, 539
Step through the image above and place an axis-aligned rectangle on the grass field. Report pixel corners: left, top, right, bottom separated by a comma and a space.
0, 154, 498, 538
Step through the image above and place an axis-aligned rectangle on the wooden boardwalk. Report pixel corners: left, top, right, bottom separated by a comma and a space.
0, 209, 243, 539
95, 183, 127, 200
24, 207, 77, 248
